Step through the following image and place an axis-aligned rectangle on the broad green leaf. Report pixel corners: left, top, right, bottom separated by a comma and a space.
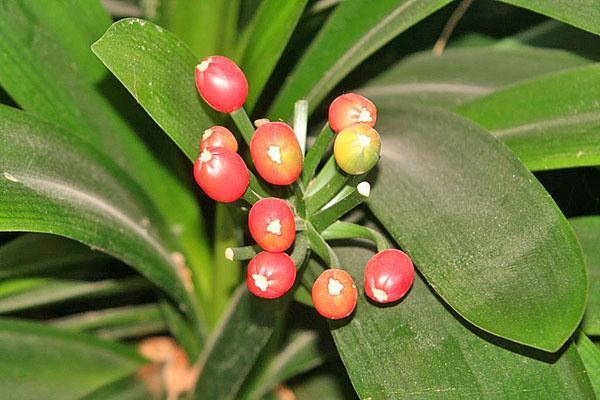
360, 47, 587, 109
368, 105, 587, 352
91, 18, 217, 162
570, 216, 600, 336
0, 233, 107, 279
332, 246, 594, 399
159, 298, 202, 359
236, 0, 309, 109
245, 329, 329, 400
268, 0, 452, 119
0, 318, 144, 400
0, 5, 211, 312
0, 105, 196, 319
497, 0, 600, 36
291, 363, 357, 400
194, 286, 291, 399
17, 0, 112, 84
576, 334, 600, 397
457, 65, 600, 171
51, 304, 162, 333
0, 277, 148, 314
156, 0, 240, 57
79, 375, 151, 400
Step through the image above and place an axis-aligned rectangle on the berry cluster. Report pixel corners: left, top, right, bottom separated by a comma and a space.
193, 55, 414, 320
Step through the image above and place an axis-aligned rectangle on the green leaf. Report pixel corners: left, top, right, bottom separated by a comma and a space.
79, 375, 151, 400
0, 234, 107, 279
0, 5, 211, 314
497, 0, 600, 36
91, 18, 217, 162
457, 65, 600, 171
368, 105, 587, 352
0, 318, 144, 400
360, 47, 587, 109
236, 0, 309, 109
0, 105, 196, 319
290, 363, 357, 400
268, 0, 452, 119
194, 286, 291, 399
576, 334, 600, 397
159, 299, 202, 359
569, 216, 600, 336
0, 277, 148, 314
331, 245, 595, 399
156, 0, 240, 57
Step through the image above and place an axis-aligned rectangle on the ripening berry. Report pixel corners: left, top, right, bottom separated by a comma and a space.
328, 93, 377, 133
248, 198, 296, 252
312, 269, 358, 319
200, 126, 238, 152
364, 249, 414, 304
334, 124, 381, 175
195, 56, 248, 113
193, 146, 249, 203
250, 122, 303, 186
247, 252, 296, 299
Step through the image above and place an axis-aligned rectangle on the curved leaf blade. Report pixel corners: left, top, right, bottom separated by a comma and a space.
368, 105, 587, 351
331, 245, 594, 399
497, 0, 600, 36
268, 0, 452, 119
569, 216, 600, 336
0, 318, 144, 400
360, 47, 588, 109
576, 334, 600, 397
457, 65, 600, 171
0, 105, 195, 317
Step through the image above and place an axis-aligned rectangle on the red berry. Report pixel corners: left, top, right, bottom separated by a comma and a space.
200, 126, 238, 152
364, 249, 414, 303
195, 56, 248, 113
248, 198, 296, 252
250, 122, 303, 186
247, 252, 296, 299
312, 269, 357, 319
328, 93, 377, 133
193, 146, 249, 203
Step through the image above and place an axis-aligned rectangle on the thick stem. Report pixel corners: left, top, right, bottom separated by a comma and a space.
305, 221, 340, 268
304, 156, 348, 215
224, 245, 261, 261
293, 99, 308, 154
301, 124, 335, 186
310, 182, 370, 232
321, 221, 391, 252
241, 186, 261, 205
230, 107, 255, 145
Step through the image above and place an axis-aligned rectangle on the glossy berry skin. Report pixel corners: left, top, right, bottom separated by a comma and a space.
195, 56, 248, 113
250, 122, 303, 185
328, 93, 377, 133
247, 252, 296, 299
248, 198, 296, 252
334, 124, 381, 175
200, 126, 238, 152
364, 249, 414, 304
193, 146, 249, 203
312, 269, 358, 320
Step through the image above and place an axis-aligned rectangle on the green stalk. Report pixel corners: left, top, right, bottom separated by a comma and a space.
304, 156, 348, 215
305, 222, 340, 268
301, 123, 335, 186
241, 186, 261, 205
310, 182, 370, 232
293, 99, 308, 154
230, 107, 255, 145
321, 221, 391, 252
224, 245, 261, 261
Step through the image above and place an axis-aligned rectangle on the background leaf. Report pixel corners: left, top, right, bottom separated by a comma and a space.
331, 245, 594, 399
268, 0, 452, 119
576, 334, 600, 397
0, 318, 144, 400
569, 216, 600, 336
497, 0, 600, 36
359, 47, 587, 109
368, 105, 587, 351
457, 65, 600, 171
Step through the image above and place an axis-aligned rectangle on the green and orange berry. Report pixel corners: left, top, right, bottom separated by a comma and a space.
312, 269, 358, 320
334, 123, 381, 175
250, 122, 303, 185
328, 93, 377, 133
